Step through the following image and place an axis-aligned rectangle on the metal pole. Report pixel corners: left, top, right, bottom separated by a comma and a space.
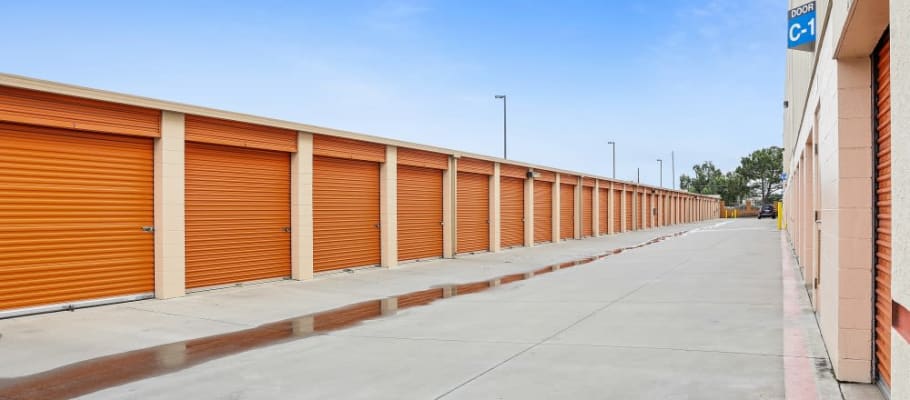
495, 95, 507, 159
671, 151, 676, 189
657, 159, 663, 187
608, 141, 615, 179
636, 168, 640, 183
502, 96, 507, 159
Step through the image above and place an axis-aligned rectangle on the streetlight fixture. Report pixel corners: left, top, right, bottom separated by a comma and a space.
608, 141, 616, 179
657, 159, 663, 187
494, 95, 507, 159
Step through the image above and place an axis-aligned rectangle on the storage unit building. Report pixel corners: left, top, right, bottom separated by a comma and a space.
0, 75, 724, 317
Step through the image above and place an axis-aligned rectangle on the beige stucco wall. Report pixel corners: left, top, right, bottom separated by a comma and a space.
491, 164, 501, 252
524, 178, 534, 246
380, 146, 398, 267
443, 157, 455, 258
291, 132, 314, 280
154, 111, 186, 299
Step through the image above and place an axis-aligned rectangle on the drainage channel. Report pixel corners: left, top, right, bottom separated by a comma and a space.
0, 230, 689, 400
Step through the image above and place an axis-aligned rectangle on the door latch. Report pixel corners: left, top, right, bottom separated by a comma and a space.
282, 227, 291, 233
141, 226, 155, 233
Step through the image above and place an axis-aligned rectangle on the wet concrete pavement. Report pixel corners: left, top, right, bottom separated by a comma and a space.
0, 219, 881, 399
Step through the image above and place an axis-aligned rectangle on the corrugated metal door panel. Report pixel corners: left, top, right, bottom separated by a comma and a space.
637, 193, 644, 229
625, 192, 633, 230
534, 181, 552, 243
185, 115, 297, 152
397, 148, 448, 169
458, 158, 494, 175
613, 190, 622, 232
0, 123, 153, 310
874, 36, 892, 388
500, 176, 524, 248
313, 135, 385, 162
457, 172, 489, 253
582, 187, 593, 237
501, 164, 527, 179
560, 183, 575, 239
582, 177, 596, 187
599, 188, 609, 234
397, 165, 443, 262
0, 86, 161, 138
313, 156, 381, 272
185, 142, 290, 288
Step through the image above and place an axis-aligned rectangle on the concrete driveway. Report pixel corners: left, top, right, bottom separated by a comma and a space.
0, 219, 871, 399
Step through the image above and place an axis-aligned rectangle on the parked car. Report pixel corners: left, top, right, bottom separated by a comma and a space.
757, 204, 777, 219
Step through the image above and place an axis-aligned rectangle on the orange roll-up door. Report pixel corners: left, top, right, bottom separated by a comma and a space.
599, 187, 609, 235
613, 190, 622, 232
185, 142, 291, 288
397, 165, 443, 262
501, 176, 525, 248
314, 156, 381, 272
625, 191, 633, 231
637, 192, 644, 229
873, 34, 892, 389
457, 172, 490, 253
560, 183, 575, 240
582, 186, 593, 237
0, 123, 154, 310
534, 181, 553, 243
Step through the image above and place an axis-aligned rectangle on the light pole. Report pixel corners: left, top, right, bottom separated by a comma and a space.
494, 95, 507, 159
608, 141, 615, 179
671, 151, 676, 189
657, 159, 663, 187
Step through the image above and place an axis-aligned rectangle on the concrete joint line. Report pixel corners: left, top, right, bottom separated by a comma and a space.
434, 255, 696, 399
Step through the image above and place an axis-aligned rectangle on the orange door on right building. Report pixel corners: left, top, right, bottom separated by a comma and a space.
873, 33, 892, 389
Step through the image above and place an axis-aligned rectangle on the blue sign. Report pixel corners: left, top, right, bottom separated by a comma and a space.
788, 2, 816, 50
780, 173, 788, 181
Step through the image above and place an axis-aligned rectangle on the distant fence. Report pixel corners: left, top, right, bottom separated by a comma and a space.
722, 204, 759, 218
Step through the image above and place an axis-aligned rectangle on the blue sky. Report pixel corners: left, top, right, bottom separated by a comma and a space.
0, 0, 782, 186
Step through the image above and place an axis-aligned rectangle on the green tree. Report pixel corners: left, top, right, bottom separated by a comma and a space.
736, 146, 784, 204
679, 161, 724, 194
717, 171, 752, 205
